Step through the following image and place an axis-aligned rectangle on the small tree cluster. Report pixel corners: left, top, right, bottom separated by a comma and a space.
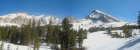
122, 25, 132, 38
45, 16, 87, 50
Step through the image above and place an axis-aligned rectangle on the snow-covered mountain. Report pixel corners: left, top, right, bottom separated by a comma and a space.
0, 10, 139, 50
0, 12, 62, 26
0, 10, 137, 29
85, 10, 124, 23
72, 10, 135, 30
83, 29, 140, 50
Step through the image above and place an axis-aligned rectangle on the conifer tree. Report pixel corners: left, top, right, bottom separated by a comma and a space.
8, 27, 12, 43
62, 18, 70, 49
52, 26, 57, 50
61, 17, 71, 49
122, 25, 132, 38
138, 11, 140, 26
107, 27, 112, 34
83, 29, 88, 39
0, 27, 2, 41
56, 25, 61, 48
62, 41, 65, 50
5, 26, 9, 40
70, 29, 76, 50
9, 26, 20, 44
37, 20, 42, 37
77, 28, 84, 48
1, 26, 8, 41
20, 25, 26, 45
31, 20, 36, 45
46, 17, 53, 46
25, 22, 32, 45
20, 23, 31, 45
33, 33, 40, 50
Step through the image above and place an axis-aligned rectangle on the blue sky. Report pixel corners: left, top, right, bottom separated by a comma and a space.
0, 0, 140, 22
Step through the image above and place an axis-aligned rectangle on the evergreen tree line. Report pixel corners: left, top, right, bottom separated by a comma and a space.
46, 17, 87, 50
88, 25, 138, 33
0, 17, 87, 50
105, 11, 140, 38
0, 20, 42, 50
106, 24, 134, 38
88, 27, 122, 33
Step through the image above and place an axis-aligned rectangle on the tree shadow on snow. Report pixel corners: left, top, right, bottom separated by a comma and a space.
117, 38, 140, 50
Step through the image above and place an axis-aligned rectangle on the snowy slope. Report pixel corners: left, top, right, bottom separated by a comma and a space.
72, 10, 137, 30
83, 29, 140, 50
72, 19, 131, 30
0, 23, 20, 27
0, 41, 51, 50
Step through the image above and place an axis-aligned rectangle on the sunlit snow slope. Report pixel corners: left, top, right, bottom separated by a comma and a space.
83, 30, 140, 50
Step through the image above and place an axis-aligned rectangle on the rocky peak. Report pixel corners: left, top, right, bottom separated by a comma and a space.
85, 10, 123, 23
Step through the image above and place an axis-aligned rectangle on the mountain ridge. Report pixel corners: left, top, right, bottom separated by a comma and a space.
0, 10, 135, 29
85, 10, 124, 23
0, 12, 62, 25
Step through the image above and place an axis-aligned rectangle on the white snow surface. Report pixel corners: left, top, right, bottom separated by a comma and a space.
72, 18, 134, 30
0, 41, 51, 50
83, 30, 140, 50
0, 23, 20, 27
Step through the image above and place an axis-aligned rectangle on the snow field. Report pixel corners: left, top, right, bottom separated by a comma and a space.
83, 30, 140, 50
0, 41, 51, 50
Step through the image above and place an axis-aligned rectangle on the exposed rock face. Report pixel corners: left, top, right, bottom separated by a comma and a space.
85, 10, 123, 23
10, 16, 30, 24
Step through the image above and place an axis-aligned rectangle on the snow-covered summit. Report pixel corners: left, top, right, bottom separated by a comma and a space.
72, 10, 132, 30
85, 10, 124, 23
